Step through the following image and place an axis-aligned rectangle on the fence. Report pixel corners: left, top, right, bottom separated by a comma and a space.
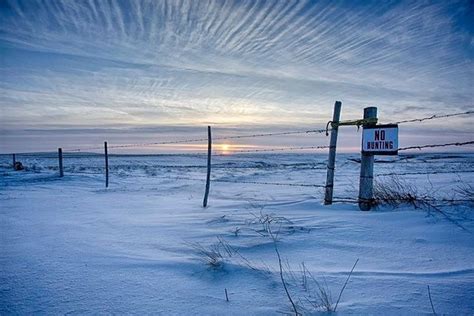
2, 105, 473, 210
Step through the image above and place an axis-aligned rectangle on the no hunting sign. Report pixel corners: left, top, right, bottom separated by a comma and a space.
362, 124, 398, 155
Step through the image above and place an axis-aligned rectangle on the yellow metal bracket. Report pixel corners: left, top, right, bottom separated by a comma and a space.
325, 117, 378, 135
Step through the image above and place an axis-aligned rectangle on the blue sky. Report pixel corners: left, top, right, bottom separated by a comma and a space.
0, 0, 472, 153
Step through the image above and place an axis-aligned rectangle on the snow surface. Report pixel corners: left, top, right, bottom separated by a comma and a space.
1, 153, 473, 314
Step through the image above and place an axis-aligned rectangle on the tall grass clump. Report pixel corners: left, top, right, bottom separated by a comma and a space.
374, 176, 429, 208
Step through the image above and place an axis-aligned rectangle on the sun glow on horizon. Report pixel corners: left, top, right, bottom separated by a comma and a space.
220, 144, 231, 155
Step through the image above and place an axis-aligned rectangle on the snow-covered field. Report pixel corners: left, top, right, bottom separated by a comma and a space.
1, 153, 473, 314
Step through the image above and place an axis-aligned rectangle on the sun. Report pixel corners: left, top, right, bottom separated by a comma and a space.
220, 144, 231, 154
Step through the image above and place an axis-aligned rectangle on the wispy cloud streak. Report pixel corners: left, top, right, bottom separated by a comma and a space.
0, 0, 472, 152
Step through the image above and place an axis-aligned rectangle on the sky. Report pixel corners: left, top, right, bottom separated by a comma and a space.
0, 0, 473, 154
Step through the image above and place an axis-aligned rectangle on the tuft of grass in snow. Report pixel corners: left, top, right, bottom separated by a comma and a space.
289, 259, 359, 313
374, 176, 429, 209
268, 225, 300, 315
455, 181, 474, 204
266, 224, 358, 314
189, 236, 272, 274
245, 210, 307, 238
230, 226, 241, 237
189, 238, 235, 268
374, 176, 471, 232
298, 263, 334, 312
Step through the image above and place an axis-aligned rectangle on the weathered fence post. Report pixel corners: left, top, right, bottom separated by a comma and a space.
358, 107, 378, 211
104, 141, 109, 188
324, 101, 342, 205
12, 154, 16, 169
203, 126, 212, 207
58, 148, 64, 177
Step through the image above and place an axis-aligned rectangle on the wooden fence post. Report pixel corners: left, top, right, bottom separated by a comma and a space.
358, 107, 378, 211
58, 148, 64, 177
203, 126, 212, 207
104, 141, 109, 188
324, 101, 342, 205
12, 154, 16, 169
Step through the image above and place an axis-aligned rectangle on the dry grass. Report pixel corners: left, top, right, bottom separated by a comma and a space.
301, 267, 334, 312
268, 226, 299, 315
189, 238, 235, 268
374, 176, 470, 232
267, 224, 358, 314
374, 176, 430, 209
245, 210, 308, 239
190, 205, 361, 314
455, 182, 474, 204
189, 236, 272, 274
427, 285, 437, 315
296, 259, 358, 313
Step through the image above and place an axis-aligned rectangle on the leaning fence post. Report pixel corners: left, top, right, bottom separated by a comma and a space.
358, 107, 378, 211
203, 126, 212, 207
58, 148, 64, 177
12, 154, 16, 169
324, 101, 342, 205
104, 141, 109, 188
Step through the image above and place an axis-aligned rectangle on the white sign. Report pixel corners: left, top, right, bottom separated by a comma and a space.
362, 124, 398, 155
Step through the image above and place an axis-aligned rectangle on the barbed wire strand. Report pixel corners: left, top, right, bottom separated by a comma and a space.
376, 170, 474, 177
398, 141, 474, 151
8, 140, 474, 158
388, 110, 473, 125
213, 145, 330, 155
332, 197, 473, 204
168, 176, 325, 188
62, 128, 328, 152
9, 145, 330, 156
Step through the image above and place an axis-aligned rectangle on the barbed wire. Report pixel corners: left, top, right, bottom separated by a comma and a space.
387, 110, 473, 125
214, 128, 328, 140
115, 173, 327, 187
7, 141, 473, 160
45, 171, 323, 188
56, 109, 474, 152
214, 179, 325, 187
3, 110, 473, 155
376, 170, 474, 177
8, 153, 103, 158
398, 141, 474, 151
213, 145, 329, 155
62, 128, 328, 152
332, 197, 473, 204
168, 176, 325, 187
9, 145, 330, 156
